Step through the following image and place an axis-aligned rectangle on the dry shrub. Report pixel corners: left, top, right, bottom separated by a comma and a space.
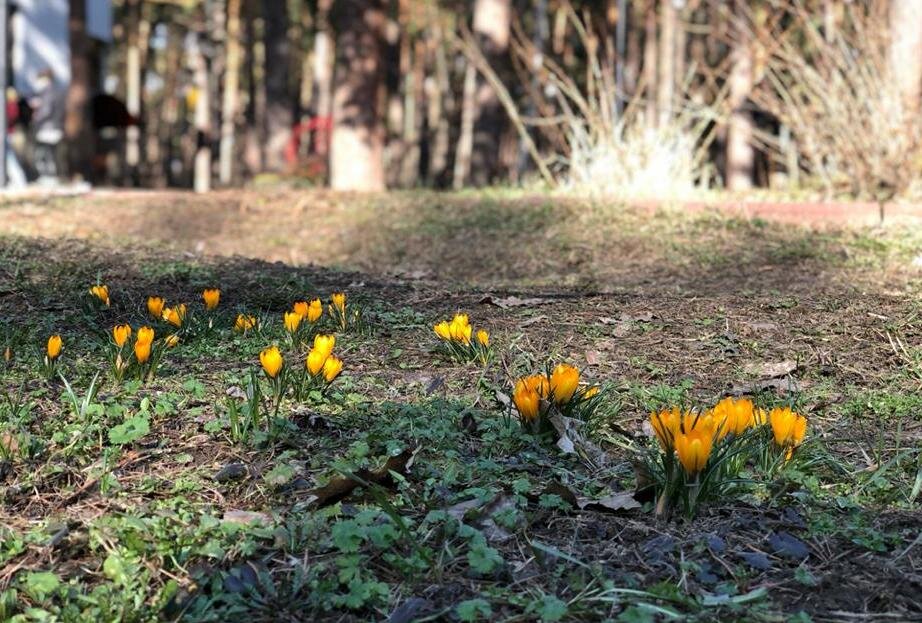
748, 1, 922, 202
459, 2, 721, 199
563, 101, 717, 199
513, 6, 720, 199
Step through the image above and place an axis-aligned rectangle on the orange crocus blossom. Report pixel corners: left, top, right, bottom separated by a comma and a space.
260, 346, 284, 378
513, 378, 541, 422
549, 364, 580, 404
675, 427, 713, 476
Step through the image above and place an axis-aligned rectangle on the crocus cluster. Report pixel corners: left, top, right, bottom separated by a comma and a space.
89, 285, 110, 307
512, 364, 599, 427
433, 313, 490, 363
328, 292, 356, 332
284, 298, 324, 342
293, 299, 324, 323
147, 295, 191, 329
234, 314, 258, 333
650, 397, 808, 478
305, 334, 343, 384
258, 335, 343, 384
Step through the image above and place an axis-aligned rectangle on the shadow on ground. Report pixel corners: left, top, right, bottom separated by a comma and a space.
1, 189, 920, 295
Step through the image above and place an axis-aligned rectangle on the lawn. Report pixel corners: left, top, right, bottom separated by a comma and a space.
1, 190, 921, 622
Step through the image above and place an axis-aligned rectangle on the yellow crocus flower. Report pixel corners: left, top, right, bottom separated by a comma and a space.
260, 346, 284, 378
134, 339, 151, 364
46, 335, 63, 360
136, 326, 155, 345
513, 378, 541, 422
549, 363, 580, 404
307, 299, 323, 323
163, 304, 186, 328
313, 334, 336, 358
202, 288, 221, 310
90, 285, 110, 306
770, 407, 807, 451
293, 301, 309, 318
112, 324, 132, 348
284, 311, 302, 334
434, 321, 452, 341
323, 355, 343, 382
306, 348, 328, 376
147, 296, 165, 319
675, 427, 713, 476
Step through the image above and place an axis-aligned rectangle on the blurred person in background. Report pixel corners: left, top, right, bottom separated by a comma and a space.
5, 87, 26, 188
29, 68, 64, 184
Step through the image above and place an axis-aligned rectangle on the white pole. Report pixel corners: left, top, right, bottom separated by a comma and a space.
0, 0, 8, 188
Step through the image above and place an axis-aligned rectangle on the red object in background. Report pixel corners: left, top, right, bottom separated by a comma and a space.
6, 100, 19, 133
285, 116, 332, 165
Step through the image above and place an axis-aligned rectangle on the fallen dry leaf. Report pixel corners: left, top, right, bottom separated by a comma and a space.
743, 360, 797, 378
549, 414, 609, 470
303, 446, 420, 509
445, 493, 515, 542
480, 294, 553, 309
0, 432, 19, 454
223, 509, 272, 525
520, 314, 547, 328
730, 377, 808, 395
576, 491, 641, 512
741, 321, 779, 334
536, 482, 639, 514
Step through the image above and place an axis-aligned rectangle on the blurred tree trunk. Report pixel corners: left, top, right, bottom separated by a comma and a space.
191, 19, 212, 193
726, 0, 753, 190
125, 0, 148, 184
452, 60, 476, 189
469, 0, 511, 186
656, 0, 676, 127
624, 1, 641, 96
396, 1, 422, 187
219, 0, 243, 184
244, 4, 267, 173
384, 2, 406, 186
673, 2, 686, 97
330, 0, 386, 191
313, 0, 334, 157
160, 19, 183, 186
889, 0, 922, 115
144, 6, 164, 186
426, 12, 451, 185
642, 1, 657, 127
65, 0, 93, 180
262, 0, 292, 172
